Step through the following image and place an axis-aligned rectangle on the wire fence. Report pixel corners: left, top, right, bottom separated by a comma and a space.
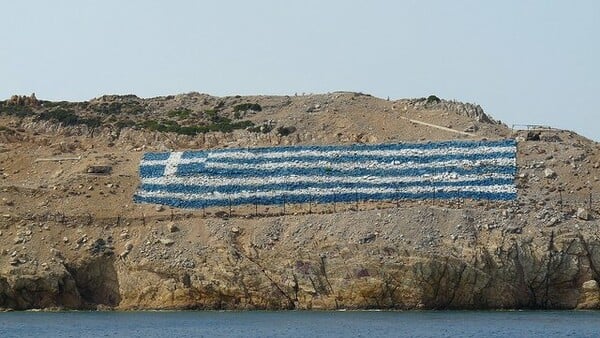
511, 124, 556, 131
557, 191, 599, 213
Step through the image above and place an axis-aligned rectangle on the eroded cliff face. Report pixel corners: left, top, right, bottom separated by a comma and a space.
1, 206, 600, 311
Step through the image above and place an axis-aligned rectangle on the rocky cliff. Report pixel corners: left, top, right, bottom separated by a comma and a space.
0, 92, 599, 310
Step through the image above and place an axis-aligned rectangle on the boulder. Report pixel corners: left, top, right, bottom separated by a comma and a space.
167, 222, 179, 232
526, 131, 540, 141
159, 238, 175, 246
544, 168, 556, 179
86, 165, 112, 174
577, 207, 589, 221
577, 280, 600, 309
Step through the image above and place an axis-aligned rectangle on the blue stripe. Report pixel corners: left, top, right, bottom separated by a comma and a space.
181, 151, 207, 159
164, 164, 517, 179
139, 165, 165, 178
176, 162, 206, 176
138, 178, 514, 195
142, 153, 170, 161
134, 190, 516, 209
204, 139, 516, 155
141, 139, 516, 160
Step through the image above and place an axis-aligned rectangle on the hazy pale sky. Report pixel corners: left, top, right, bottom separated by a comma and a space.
1, 1, 599, 140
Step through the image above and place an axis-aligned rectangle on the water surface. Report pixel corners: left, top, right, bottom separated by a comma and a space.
0, 310, 598, 337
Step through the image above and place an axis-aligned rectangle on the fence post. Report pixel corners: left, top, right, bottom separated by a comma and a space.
282, 195, 286, 215
333, 193, 337, 213
559, 190, 563, 211
308, 196, 312, 214
589, 192, 593, 211
142, 213, 146, 226
255, 198, 258, 217
170, 210, 174, 222
228, 197, 232, 218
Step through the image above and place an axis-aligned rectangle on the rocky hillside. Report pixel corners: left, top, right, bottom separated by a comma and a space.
1, 92, 600, 310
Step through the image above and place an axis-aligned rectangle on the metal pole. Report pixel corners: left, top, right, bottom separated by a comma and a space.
559, 190, 563, 211
333, 192, 337, 213
229, 197, 232, 217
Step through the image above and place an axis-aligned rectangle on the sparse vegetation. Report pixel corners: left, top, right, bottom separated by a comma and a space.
0, 125, 14, 134
0, 103, 34, 117
276, 126, 296, 136
139, 118, 254, 135
233, 103, 262, 112
167, 108, 192, 119
89, 101, 144, 115
37, 108, 101, 128
248, 122, 273, 134
115, 119, 136, 129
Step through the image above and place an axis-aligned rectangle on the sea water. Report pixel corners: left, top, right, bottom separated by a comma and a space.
0, 310, 599, 337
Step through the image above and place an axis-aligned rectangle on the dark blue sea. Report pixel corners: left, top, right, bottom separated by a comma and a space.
1, 310, 598, 337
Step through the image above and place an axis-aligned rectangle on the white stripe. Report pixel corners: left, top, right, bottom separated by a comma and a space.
208, 145, 514, 160
163, 152, 184, 176
137, 184, 516, 201
141, 172, 514, 187
204, 157, 516, 171
140, 145, 514, 166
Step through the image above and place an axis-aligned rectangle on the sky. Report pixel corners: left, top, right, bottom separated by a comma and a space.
1, 1, 599, 140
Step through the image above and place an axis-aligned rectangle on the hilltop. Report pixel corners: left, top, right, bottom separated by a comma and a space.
0, 92, 600, 310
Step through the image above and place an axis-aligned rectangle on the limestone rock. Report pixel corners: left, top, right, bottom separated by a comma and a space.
167, 222, 179, 232
86, 165, 112, 174
544, 168, 556, 179
159, 238, 174, 246
577, 280, 600, 309
577, 208, 589, 220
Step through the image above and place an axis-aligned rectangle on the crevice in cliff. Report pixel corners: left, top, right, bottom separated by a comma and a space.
65, 256, 121, 309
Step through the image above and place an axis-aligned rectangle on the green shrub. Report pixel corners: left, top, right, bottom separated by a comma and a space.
233, 103, 262, 112
37, 108, 101, 128
426, 95, 441, 104
80, 117, 102, 128
0, 102, 34, 117
167, 108, 192, 119
139, 118, 254, 135
92, 102, 122, 115
204, 109, 231, 124
115, 119, 136, 129
38, 109, 80, 126
276, 126, 296, 136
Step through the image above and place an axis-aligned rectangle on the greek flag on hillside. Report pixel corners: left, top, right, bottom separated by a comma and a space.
134, 139, 517, 209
